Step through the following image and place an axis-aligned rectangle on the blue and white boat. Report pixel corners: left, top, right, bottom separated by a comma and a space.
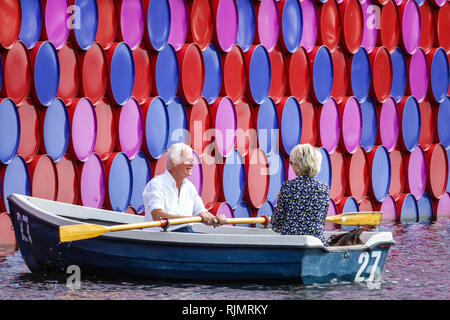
8, 194, 394, 285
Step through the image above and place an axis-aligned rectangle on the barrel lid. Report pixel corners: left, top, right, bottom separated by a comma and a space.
351, 47, 371, 103
299, 0, 318, 53
360, 97, 377, 152
57, 43, 80, 106
224, 45, 246, 103
215, 0, 238, 52
43, 0, 69, 49
32, 41, 59, 106
435, 192, 450, 219
346, 146, 369, 202
370, 145, 391, 202
437, 97, 450, 149
398, 193, 418, 223
212, 97, 237, 157
430, 48, 449, 104
117, 98, 143, 160
316, 147, 331, 188
72, 0, 98, 50
427, 144, 448, 200
278, 0, 302, 53
378, 194, 397, 223
319, 0, 339, 51
359, 196, 374, 211
94, 98, 116, 161
143, 97, 169, 159
312, 46, 333, 104
186, 150, 203, 196
418, 1, 435, 54
248, 45, 271, 104
379, 97, 399, 152
130, 151, 152, 213
254, 200, 273, 227
267, 152, 286, 206
288, 46, 310, 103
330, 48, 348, 104
0, 212, 17, 248
96, 0, 118, 50
132, 43, 152, 105
236, 0, 255, 52
406, 145, 427, 200
200, 153, 219, 210
245, 149, 269, 209
399, 96, 420, 152
221, 149, 245, 208
342, 0, 363, 54
257, 0, 279, 52
4, 41, 31, 105
155, 44, 179, 104
319, 97, 340, 153
329, 146, 346, 204
188, 98, 211, 155
257, 97, 279, 155
233, 201, 252, 226
29, 154, 57, 201
234, 98, 257, 157
327, 199, 338, 218
2, 155, 30, 212
388, 145, 405, 201
55, 154, 78, 204
79, 153, 105, 208
360, 0, 378, 54
437, 2, 450, 53
16, 99, 40, 164
408, 48, 428, 103
167, 97, 188, 148
0, 0, 21, 49
370, 47, 392, 103
167, 0, 188, 51
80, 42, 107, 105
191, 0, 213, 50
19, 0, 42, 49
400, 0, 421, 55
105, 152, 132, 212
341, 196, 359, 213
108, 42, 135, 106
418, 98, 434, 152
268, 46, 286, 104
181, 43, 204, 105
280, 97, 302, 155
211, 202, 234, 219
202, 44, 222, 104
70, 98, 97, 162
299, 98, 317, 145
380, 0, 400, 53
119, 0, 144, 50
340, 97, 362, 154
147, 0, 170, 51
44, 98, 70, 162
390, 47, 407, 103
0, 99, 20, 165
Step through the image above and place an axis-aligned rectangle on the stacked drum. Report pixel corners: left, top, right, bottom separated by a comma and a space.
0, 0, 449, 237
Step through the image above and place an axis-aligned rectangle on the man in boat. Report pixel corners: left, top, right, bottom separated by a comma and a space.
142, 143, 227, 232
271, 144, 330, 245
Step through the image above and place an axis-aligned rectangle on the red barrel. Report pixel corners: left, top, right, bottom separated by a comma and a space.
299, 97, 317, 146
234, 97, 257, 158
79, 42, 107, 105
359, 196, 375, 211
200, 153, 220, 210
286, 46, 310, 103
318, 0, 340, 52
331, 48, 349, 104
0, 0, 21, 49
244, 148, 269, 209
388, 145, 406, 201
268, 45, 286, 104
418, 0, 435, 55
434, 191, 450, 219
369, 47, 393, 104
345, 146, 369, 203
132, 42, 152, 106
376, 194, 398, 224
418, 98, 435, 152
224, 45, 247, 103
0, 212, 17, 249
3, 41, 31, 105
95, 0, 118, 50
188, 98, 212, 156
340, 0, 363, 54
57, 43, 80, 106
191, 0, 214, 50
329, 146, 347, 204
55, 154, 79, 205
94, 98, 116, 161
28, 154, 58, 201
380, 0, 400, 54
426, 143, 448, 200
436, 2, 450, 54
405, 145, 427, 200
149, 151, 168, 178
17, 99, 41, 164
180, 43, 205, 105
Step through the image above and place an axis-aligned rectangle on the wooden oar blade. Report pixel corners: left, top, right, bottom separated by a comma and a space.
326, 212, 382, 226
59, 224, 110, 243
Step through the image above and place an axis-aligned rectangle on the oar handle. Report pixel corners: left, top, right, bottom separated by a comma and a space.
225, 216, 270, 226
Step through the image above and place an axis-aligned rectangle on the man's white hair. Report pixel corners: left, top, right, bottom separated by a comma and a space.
166, 143, 193, 170
289, 143, 322, 177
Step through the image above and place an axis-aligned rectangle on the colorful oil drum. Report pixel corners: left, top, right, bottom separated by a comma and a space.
211, 97, 237, 158
167, 97, 189, 148
146, 0, 170, 51
426, 144, 448, 200
338, 196, 359, 214
41, 0, 69, 50
155, 44, 179, 104
233, 201, 252, 227
0, 99, 20, 165
253, 200, 273, 228
200, 153, 220, 210
329, 146, 346, 204
390, 48, 407, 103
70, 0, 98, 50
278, 0, 302, 53
388, 145, 406, 201
255, 0, 279, 52
186, 150, 203, 196
350, 47, 371, 103
94, 98, 116, 161
236, 0, 255, 52
246, 45, 271, 104
340, 0, 363, 54
325, 199, 338, 230
339, 97, 362, 155
17, 99, 40, 164
104, 152, 132, 212
299, 0, 318, 53
78, 153, 105, 208
0, 155, 30, 212
299, 98, 317, 146
234, 98, 257, 157
219, 149, 245, 209
369, 47, 392, 104
398, 96, 420, 152
180, 43, 205, 105
429, 48, 449, 104
437, 97, 450, 150
447, 148, 450, 193
202, 44, 222, 104
360, 0, 378, 54
360, 97, 377, 153
130, 151, 152, 214
318, 0, 340, 51
0, 212, 17, 248
310, 45, 333, 104
142, 97, 169, 159
149, 151, 167, 177
279, 96, 302, 155
436, 2, 450, 54
257, 97, 279, 155
368, 145, 391, 203
43, 98, 70, 163
376, 194, 397, 224
316, 147, 331, 189
191, 0, 213, 50
399, 0, 421, 55
3, 41, 31, 105
114, 98, 143, 160
319, 97, 341, 154
96, 0, 118, 50
405, 145, 427, 200
245, 148, 269, 209
188, 97, 212, 156
434, 192, 450, 219
210, 202, 234, 219
345, 146, 369, 203
55, 154, 78, 205
268, 46, 286, 104
267, 152, 286, 206
132, 43, 152, 106
380, 0, 399, 53
408, 48, 428, 103
57, 43, 80, 106
19, 0, 43, 49
117, 0, 144, 50
224, 45, 247, 103
417, 192, 434, 222
359, 196, 374, 211
214, 0, 238, 52
167, 0, 188, 51
418, 0, 435, 54
330, 48, 348, 104
28, 154, 58, 201
287, 46, 310, 103
379, 97, 399, 152
397, 193, 418, 223
79, 42, 107, 105
418, 98, 434, 152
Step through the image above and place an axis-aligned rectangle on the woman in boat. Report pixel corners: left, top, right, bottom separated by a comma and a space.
271, 144, 330, 245
142, 143, 227, 232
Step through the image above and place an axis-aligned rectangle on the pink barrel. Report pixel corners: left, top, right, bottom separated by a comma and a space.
78, 153, 106, 208
434, 192, 450, 219
360, 0, 378, 54
319, 97, 341, 154
399, 0, 421, 55
114, 98, 143, 160
376, 194, 398, 224
210, 97, 237, 158
299, 0, 318, 53
213, 0, 238, 52
407, 48, 429, 103
379, 97, 399, 152
186, 150, 203, 196
41, 0, 69, 49
117, 0, 145, 50
210, 201, 234, 219
339, 97, 362, 154
405, 145, 427, 200
255, 0, 279, 52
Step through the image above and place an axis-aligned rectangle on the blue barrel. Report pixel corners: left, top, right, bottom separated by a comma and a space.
370, 145, 391, 202
2, 155, 30, 212
351, 47, 371, 103
147, 0, 171, 51
342, 196, 359, 213
106, 152, 132, 212
437, 97, 450, 150
280, 96, 302, 155
257, 97, 279, 155
280, 0, 303, 53
33, 41, 59, 106
19, 0, 43, 49
0, 99, 20, 165
221, 149, 245, 209
360, 97, 377, 152
312, 46, 333, 104
316, 147, 331, 188
130, 151, 152, 214
430, 48, 449, 104
167, 97, 188, 148
255, 200, 274, 228
398, 193, 418, 223
144, 97, 169, 159
155, 44, 179, 104
43, 98, 70, 163
236, 0, 255, 52
108, 42, 135, 106
390, 48, 407, 103
267, 152, 286, 206
249, 45, 271, 104
72, 0, 98, 50
233, 201, 252, 227
417, 192, 434, 222
202, 44, 222, 104
400, 96, 421, 152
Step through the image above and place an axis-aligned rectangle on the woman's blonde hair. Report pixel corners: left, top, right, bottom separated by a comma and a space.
289, 144, 322, 177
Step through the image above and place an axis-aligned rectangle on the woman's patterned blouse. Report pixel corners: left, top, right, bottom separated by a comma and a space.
271, 175, 330, 245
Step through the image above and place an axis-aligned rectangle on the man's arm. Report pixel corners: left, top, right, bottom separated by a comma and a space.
151, 208, 217, 225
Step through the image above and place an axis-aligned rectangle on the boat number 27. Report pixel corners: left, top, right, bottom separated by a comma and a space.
355, 251, 382, 282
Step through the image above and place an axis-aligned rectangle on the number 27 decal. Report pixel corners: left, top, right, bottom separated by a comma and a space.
355, 251, 382, 282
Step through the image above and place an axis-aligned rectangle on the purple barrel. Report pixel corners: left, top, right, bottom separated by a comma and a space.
325, 199, 338, 230
130, 151, 151, 214
435, 192, 450, 219
42, 0, 69, 49
360, 0, 378, 54
408, 48, 428, 103
212, 202, 235, 219
186, 150, 203, 196
167, 0, 188, 51
257, 0, 279, 52
215, 0, 238, 52
437, 97, 450, 150
68, 98, 97, 162
0, 99, 20, 165
319, 97, 341, 153
378, 195, 398, 224
211, 97, 237, 158
79, 153, 106, 209
340, 97, 362, 154
299, 0, 318, 53
406, 145, 427, 200
400, 0, 421, 55
417, 192, 434, 222
233, 201, 252, 227
118, 0, 144, 50
379, 97, 399, 152
116, 98, 143, 160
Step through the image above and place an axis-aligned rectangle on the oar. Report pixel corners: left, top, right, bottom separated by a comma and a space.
325, 211, 382, 226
